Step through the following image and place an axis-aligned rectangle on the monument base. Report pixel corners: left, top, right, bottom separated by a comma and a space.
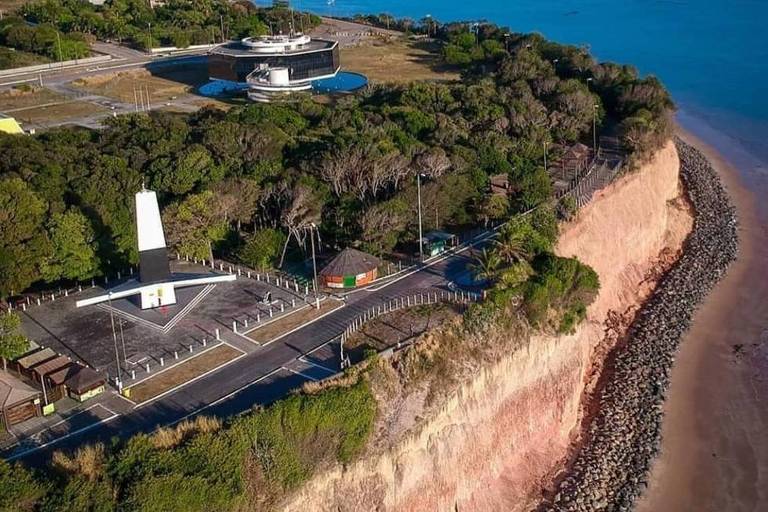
140, 282, 177, 309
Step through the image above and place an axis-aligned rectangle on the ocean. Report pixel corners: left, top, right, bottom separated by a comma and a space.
270, 0, 768, 183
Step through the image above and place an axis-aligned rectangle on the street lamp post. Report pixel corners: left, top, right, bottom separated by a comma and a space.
504, 33, 510, 52
417, 173, 425, 262
107, 292, 123, 389
593, 104, 598, 156
308, 223, 319, 301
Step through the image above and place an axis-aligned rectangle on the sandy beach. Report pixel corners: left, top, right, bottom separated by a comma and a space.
636, 127, 768, 511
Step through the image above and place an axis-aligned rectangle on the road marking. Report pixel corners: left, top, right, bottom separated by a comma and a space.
297, 357, 337, 375
257, 300, 345, 348
282, 366, 318, 381
6, 405, 119, 462
133, 343, 247, 409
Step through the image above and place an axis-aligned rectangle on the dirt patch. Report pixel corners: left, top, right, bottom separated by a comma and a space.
11, 100, 106, 126
126, 344, 241, 403
0, 86, 66, 112
341, 38, 460, 84
246, 299, 343, 344
72, 67, 209, 103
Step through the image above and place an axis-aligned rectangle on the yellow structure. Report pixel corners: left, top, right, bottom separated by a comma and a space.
0, 114, 24, 134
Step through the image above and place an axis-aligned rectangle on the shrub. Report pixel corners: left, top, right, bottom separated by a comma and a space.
238, 228, 286, 270
0, 460, 43, 512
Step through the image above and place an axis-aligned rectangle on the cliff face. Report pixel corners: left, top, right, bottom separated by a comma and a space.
283, 142, 691, 512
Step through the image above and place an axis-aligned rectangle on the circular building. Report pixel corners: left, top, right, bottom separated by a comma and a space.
208, 33, 340, 102
320, 248, 380, 289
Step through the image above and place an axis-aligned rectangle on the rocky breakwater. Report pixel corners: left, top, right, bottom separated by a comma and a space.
545, 138, 739, 511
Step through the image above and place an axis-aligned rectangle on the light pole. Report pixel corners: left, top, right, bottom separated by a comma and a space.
147, 22, 152, 53
504, 33, 510, 52
107, 292, 123, 389
593, 104, 598, 156
308, 223, 319, 301
425, 14, 432, 37
417, 173, 425, 262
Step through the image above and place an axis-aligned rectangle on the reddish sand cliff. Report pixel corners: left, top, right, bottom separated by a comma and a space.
281, 141, 692, 511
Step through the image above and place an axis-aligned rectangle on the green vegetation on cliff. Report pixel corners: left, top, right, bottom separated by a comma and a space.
3, 377, 375, 512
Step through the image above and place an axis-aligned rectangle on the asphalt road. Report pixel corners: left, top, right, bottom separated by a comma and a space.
9, 246, 477, 465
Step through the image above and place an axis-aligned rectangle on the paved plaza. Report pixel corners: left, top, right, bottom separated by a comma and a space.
19, 260, 310, 385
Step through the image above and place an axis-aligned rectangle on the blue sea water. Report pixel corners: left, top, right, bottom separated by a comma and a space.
277, 0, 768, 176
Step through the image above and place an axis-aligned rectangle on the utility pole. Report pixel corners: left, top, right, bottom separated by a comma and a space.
55, 30, 63, 66
417, 173, 424, 262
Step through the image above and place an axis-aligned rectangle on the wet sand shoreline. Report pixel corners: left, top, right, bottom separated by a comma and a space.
636, 127, 768, 511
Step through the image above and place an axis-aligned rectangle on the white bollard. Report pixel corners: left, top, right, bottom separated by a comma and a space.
257, 273, 261, 281
266, 274, 270, 283
91, 279, 95, 288
280, 303, 284, 313
202, 338, 207, 347
276, 277, 281, 287
64, 289, 68, 297
160, 357, 164, 367
294, 282, 299, 292
247, 271, 251, 279
257, 314, 261, 323
233, 321, 237, 333
194, 257, 198, 264
269, 308, 273, 318
228, 266, 233, 273
146, 363, 151, 373
291, 299, 295, 307
315, 297, 320, 309
244, 319, 249, 328
51, 294, 55, 302
238, 268, 242, 276
215, 328, 220, 341
174, 351, 179, 360
117, 271, 121, 279
131, 370, 136, 380
78, 285, 82, 292
22, 304, 26, 311
37, 298, 41, 305
202, 259, 206, 267
189, 345, 194, 353
220, 263, 224, 271
305, 284, 309, 295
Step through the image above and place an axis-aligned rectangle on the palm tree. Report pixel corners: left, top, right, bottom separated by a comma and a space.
469, 248, 501, 282
494, 225, 530, 264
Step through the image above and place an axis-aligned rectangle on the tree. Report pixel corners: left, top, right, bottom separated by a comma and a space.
41, 209, 99, 282
360, 198, 408, 254
0, 312, 29, 371
0, 178, 49, 297
469, 248, 501, 282
494, 224, 531, 264
238, 228, 286, 270
478, 194, 509, 227
163, 191, 229, 262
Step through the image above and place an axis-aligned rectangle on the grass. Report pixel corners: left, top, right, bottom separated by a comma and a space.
245, 299, 343, 344
126, 344, 241, 403
341, 37, 460, 84
0, 47, 50, 70
0, 86, 66, 112
72, 67, 210, 104
8, 371, 376, 511
9, 100, 106, 126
